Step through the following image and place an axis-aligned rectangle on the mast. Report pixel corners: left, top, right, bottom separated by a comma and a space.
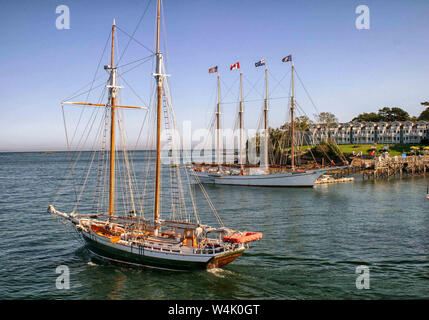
263, 67, 269, 170
108, 19, 117, 216
290, 62, 295, 171
216, 73, 221, 169
239, 72, 244, 173
154, 0, 162, 227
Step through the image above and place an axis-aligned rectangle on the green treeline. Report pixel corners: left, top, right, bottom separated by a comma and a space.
352, 104, 429, 122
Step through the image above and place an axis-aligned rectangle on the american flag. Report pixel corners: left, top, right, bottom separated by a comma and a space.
230, 62, 240, 71
208, 66, 218, 73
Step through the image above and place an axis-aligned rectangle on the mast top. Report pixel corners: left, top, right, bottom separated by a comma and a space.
113, 18, 116, 26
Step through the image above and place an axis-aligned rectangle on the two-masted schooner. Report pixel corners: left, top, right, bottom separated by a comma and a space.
191, 56, 345, 187
48, 0, 262, 271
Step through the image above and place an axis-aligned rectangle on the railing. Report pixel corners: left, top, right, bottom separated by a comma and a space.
127, 238, 235, 256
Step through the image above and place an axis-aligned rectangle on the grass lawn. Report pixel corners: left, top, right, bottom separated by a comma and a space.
299, 143, 428, 157
336, 144, 427, 156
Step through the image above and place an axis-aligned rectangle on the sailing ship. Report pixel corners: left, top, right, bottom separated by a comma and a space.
191, 57, 345, 187
47, 0, 262, 271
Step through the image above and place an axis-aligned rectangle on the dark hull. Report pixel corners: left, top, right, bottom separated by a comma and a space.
82, 232, 243, 271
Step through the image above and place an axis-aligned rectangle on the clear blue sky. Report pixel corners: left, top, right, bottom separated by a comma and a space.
1, 0, 429, 151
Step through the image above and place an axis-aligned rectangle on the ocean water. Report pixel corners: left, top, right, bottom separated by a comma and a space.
0, 151, 428, 299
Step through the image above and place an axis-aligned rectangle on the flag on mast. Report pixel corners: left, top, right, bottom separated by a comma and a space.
230, 62, 240, 70
282, 55, 292, 62
255, 59, 265, 67
209, 66, 218, 73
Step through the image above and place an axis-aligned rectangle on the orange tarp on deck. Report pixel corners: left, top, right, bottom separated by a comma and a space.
223, 232, 263, 244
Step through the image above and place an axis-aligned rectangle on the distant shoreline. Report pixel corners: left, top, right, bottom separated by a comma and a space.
0, 149, 156, 154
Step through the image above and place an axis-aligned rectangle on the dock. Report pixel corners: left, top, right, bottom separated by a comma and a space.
350, 155, 429, 180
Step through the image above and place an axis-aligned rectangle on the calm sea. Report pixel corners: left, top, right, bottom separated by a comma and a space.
0, 151, 428, 299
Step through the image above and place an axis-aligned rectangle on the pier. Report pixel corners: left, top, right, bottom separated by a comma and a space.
349, 155, 429, 180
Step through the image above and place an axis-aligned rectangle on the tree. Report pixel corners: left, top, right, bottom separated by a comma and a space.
352, 112, 381, 122
309, 139, 344, 162
279, 115, 313, 131
378, 107, 409, 122
418, 107, 429, 121
315, 112, 338, 127
352, 107, 410, 122
294, 115, 313, 130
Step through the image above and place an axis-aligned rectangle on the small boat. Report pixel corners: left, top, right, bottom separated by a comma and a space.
315, 174, 354, 185
317, 174, 335, 183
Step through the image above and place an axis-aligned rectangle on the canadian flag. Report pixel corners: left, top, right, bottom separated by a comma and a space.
230, 62, 240, 70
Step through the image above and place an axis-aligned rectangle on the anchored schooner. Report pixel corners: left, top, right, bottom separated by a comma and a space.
48, 0, 262, 271
192, 57, 345, 187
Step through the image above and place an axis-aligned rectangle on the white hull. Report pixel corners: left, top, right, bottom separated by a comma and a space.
192, 169, 330, 187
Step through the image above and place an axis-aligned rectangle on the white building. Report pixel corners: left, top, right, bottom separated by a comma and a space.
306, 121, 429, 145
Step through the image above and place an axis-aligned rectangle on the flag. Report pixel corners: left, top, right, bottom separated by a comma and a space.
230, 62, 240, 70
255, 59, 265, 67
282, 55, 292, 62
208, 66, 218, 73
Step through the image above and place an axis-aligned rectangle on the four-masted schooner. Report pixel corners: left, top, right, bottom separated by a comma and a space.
191, 57, 345, 187
48, 0, 262, 271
